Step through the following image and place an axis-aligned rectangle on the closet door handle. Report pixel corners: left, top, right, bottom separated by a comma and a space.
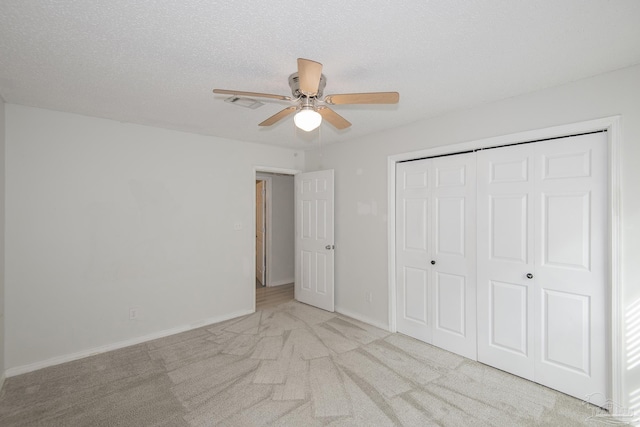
526, 273, 533, 279
431, 260, 436, 265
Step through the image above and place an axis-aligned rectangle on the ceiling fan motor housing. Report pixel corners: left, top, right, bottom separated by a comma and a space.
288, 72, 326, 99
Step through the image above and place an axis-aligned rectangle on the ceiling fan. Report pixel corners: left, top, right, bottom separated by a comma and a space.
213, 58, 399, 132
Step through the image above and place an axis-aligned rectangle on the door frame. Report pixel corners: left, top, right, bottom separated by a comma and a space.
253, 166, 301, 310
387, 116, 622, 405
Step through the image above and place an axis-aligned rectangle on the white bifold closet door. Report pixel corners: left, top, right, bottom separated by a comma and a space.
396, 152, 477, 359
476, 132, 608, 405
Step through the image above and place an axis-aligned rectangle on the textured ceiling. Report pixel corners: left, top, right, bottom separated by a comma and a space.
1, 1, 639, 149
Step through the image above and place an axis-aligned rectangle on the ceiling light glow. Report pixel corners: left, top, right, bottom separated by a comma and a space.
294, 109, 322, 132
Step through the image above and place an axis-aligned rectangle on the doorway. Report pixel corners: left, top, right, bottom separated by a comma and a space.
254, 170, 296, 308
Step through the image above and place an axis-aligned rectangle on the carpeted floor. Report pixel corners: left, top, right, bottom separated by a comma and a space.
0, 299, 622, 426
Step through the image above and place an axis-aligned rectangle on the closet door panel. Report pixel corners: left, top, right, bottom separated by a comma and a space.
396, 153, 477, 359
477, 144, 535, 380
478, 132, 608, 404
489, 280, 529, 355
490, 195, 529, 263
435, 196, 465, 256
431, 153, 477, 359
403, 266, 429, 324
542, 192, 591, 269
533, 133, 608, 407
435, 272, 466, 335
396, 160, 433, 343
542, 290, 590, 374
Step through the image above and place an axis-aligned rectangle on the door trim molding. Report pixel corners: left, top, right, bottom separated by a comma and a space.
387, 116, 622, 405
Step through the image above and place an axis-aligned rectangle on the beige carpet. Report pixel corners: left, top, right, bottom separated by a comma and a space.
0, 300, 621, 426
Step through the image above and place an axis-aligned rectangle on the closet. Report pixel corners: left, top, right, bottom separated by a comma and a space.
395, 132, 608, 403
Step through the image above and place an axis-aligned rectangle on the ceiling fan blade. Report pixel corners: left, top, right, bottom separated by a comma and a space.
324, 92, 399, 105
259, 107, 297, 126
213, 89, 291, 101
297, 58, 323, 96
318, 107, 351, 130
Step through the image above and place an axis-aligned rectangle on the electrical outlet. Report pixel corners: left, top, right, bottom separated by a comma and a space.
367, 292, 373, 303
233, 222, 243, 230
129, 307, 139, 320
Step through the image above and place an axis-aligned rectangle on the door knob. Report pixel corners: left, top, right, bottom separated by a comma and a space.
325, 245, 334, 250
431, 260, 436, 265
526, 273, 533, 279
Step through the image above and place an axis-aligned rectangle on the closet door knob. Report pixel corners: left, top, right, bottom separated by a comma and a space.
431, 260, 436, 265
526, 273, 533, 279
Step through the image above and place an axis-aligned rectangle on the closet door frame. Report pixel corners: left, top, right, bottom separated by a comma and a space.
387, 116, 622, 406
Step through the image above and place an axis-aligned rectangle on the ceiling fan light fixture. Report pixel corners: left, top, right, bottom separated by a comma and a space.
294, 108, 322, 132
213, 58, 399, 131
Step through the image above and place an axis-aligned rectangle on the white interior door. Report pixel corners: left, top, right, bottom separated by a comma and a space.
396, 153, 476, 358
477, 144, 536, 379
295, 170, 334, 312
532, 133, 608, 406
256, 180, 266, 285
477, 132, 608, 405
431, 153, 477, 359
396, 159, 432, 343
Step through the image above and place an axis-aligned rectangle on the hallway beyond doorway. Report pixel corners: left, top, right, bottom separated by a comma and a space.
256, 283, 294, 309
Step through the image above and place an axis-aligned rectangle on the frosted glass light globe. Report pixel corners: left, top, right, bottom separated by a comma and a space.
294, 109, 322, 132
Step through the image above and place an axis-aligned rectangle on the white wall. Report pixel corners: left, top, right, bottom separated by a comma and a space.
0, 99, 5, 387
269, 174, 294, 286
4, 105, 303, 373
305, 64, 640, 415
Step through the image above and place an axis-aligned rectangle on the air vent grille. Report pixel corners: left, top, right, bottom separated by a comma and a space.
224, 96, 264, 109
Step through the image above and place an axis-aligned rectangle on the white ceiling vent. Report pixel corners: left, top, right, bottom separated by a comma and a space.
224, 96, 264, 109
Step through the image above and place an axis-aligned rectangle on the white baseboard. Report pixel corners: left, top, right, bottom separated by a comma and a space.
268, 278, 294, 287
335, 305, 390, 331
5, 308, 254, 378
